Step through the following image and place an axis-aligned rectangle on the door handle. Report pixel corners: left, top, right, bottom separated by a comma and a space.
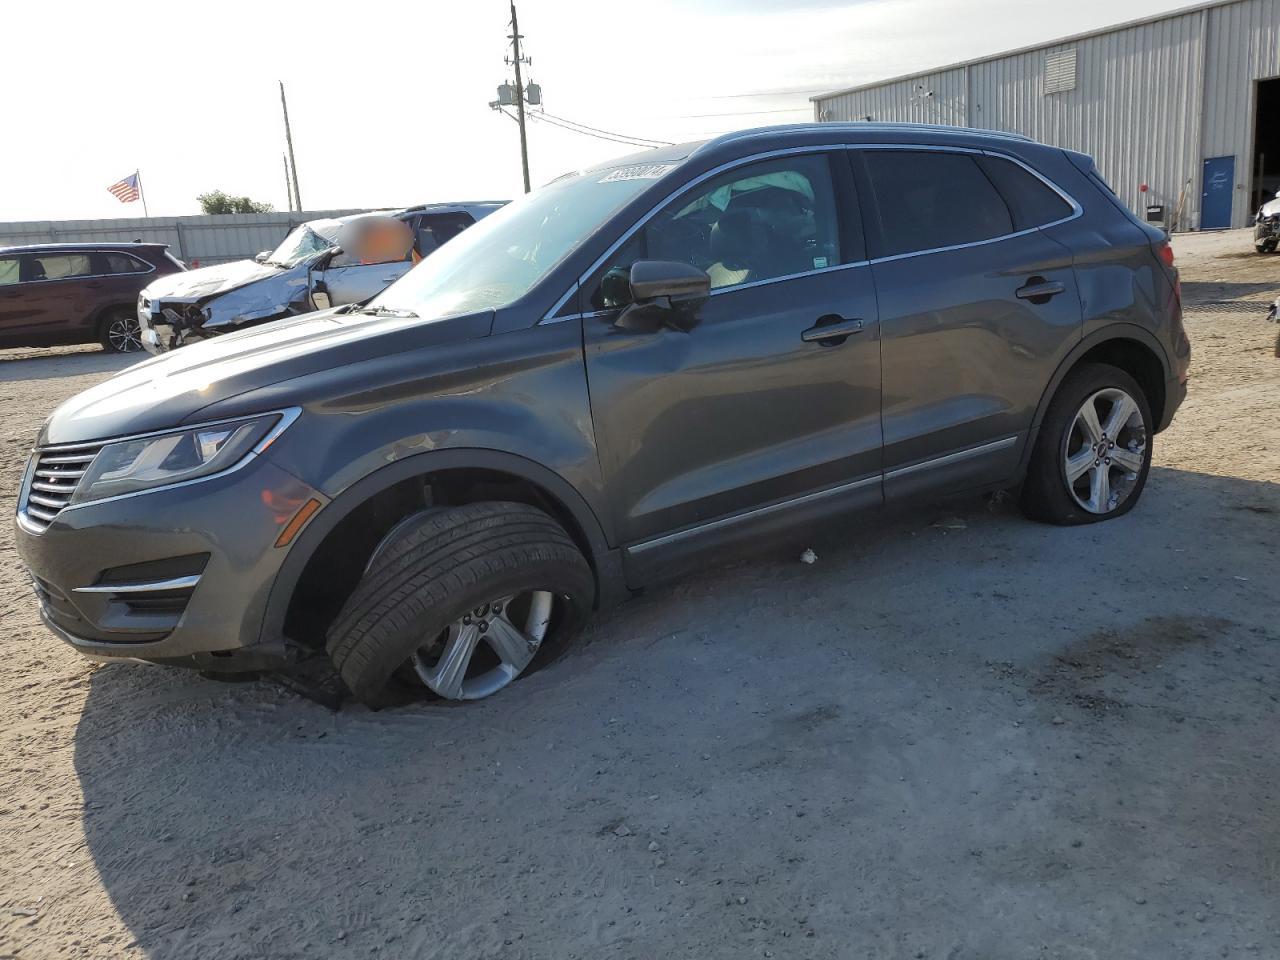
801, 317, 864, 343
1015, 278, 1065, 303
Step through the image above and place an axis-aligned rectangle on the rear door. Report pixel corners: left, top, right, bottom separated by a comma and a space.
581, 150, 882, 577
854, 147, 1083, 499
92, 251, 156, 329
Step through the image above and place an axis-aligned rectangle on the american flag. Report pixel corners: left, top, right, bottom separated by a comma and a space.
107, 172, 141, 203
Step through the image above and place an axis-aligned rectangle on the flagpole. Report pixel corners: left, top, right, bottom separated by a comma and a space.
136, 169, 150, 217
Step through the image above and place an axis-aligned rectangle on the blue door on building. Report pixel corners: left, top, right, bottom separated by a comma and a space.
1201, 156, 1235, 230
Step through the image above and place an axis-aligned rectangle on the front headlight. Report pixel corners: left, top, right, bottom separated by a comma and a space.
69, 413, 288, 505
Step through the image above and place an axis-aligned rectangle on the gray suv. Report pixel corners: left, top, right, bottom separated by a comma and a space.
14, 124, 1189, 707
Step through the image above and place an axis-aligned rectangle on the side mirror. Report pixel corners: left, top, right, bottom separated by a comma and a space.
615, 260, 711, 333
254, 250, 271, 264
629, 260, 711, 303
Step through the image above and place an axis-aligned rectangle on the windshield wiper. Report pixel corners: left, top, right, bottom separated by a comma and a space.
358, 305, 419, 319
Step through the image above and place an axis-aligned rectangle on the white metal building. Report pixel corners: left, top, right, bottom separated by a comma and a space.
812, 0, 1280, 230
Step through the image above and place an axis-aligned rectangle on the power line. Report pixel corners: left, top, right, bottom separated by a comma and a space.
525, 111, 672, 149
533, 109, 674, 146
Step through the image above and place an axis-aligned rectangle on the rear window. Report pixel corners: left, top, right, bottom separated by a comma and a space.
102, 252, 151, 274
863, 151, 1013, 257
0, 258, 17, 286
976, 156, 1074, 230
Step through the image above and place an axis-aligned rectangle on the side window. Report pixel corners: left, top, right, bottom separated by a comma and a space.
976, 155, 1074, 230
862, 151, 1013, 257
415, 213, 474, 257
590, 153, 842, 309
29, 254, 93, 281
102, 252, 150, 274
0, 258, 18, 286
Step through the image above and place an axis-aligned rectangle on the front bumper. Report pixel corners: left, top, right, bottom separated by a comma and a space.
14, 452, 324, 671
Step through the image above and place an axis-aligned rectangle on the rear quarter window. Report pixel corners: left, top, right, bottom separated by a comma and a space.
976, 155, 1075, 230
862, 150, 1013, 257
0, 258, 18, 285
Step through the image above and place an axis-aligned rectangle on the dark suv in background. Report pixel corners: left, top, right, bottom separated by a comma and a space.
0, 243, 184, 352
14, 123, 1189, 708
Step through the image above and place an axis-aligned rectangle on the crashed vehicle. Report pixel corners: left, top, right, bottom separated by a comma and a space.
1254, 190, 1280, 253
137, 203, 503, 353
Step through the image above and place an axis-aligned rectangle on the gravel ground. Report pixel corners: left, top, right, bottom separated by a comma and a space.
1, 229, 1277, 960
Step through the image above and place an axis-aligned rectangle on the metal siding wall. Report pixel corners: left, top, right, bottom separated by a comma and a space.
0, 209, 370, 266
1203, 0, 1280, 225
815, 0, 1280, 229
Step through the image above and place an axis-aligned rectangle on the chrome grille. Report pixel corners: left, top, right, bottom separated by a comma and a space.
20, 445, 103, 531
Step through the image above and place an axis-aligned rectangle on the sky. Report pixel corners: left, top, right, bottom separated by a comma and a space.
2, 0, 1198, 222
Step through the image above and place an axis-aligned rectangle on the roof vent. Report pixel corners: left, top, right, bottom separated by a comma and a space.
1044, 49, 1077, 94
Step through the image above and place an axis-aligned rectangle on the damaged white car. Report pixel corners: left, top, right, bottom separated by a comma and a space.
137, 202, 503, 353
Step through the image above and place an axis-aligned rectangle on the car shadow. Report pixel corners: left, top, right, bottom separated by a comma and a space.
1182, 278, 1280, 305
0, 347, 140, 383
70, 466, 1279, 958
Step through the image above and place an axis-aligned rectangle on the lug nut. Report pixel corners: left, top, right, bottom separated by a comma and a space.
462, 615, 472, 625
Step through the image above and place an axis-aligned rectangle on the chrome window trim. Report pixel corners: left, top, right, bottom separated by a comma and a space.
884, 435, 1019, 481
541, 142, 1083, 323
627, 473, 882, 555
17, 408, 301, 534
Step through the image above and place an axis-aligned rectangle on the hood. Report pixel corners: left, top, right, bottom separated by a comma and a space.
38, 307, 494, 446
1261, 197, 1280, 218
141, 258, 291, 301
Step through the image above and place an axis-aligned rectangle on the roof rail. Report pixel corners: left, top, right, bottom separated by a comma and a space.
691, 122, 1034, 157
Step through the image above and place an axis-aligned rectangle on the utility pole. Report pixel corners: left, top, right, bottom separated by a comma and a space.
282, 154, 294, 212
280, 81, 302, 210
508, 2, 531, 194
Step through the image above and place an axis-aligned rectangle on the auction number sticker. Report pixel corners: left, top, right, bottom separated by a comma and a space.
599, 163, 677, 183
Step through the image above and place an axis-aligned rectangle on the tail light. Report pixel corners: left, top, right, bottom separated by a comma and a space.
1154, 239, 1180, 302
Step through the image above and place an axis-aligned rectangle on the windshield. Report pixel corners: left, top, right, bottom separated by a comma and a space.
268, 222, 337, 268
369, 161, 679, 320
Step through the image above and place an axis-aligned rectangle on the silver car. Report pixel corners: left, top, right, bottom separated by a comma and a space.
138, 202, 503, 353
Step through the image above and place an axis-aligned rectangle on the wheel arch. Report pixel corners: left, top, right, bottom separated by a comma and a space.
1018, 325, 1171, 477
259, 448, 625, 654
89, 301, 138, 331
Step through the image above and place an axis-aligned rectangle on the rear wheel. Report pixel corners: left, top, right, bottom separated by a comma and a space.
1021, 363, 1153, 525
99, 309, 143, 353
325, 501, 594, 707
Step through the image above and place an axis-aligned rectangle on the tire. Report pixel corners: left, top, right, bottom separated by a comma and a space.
99, 309, 143, 353
325, 501, 594, 707
1020, 363, 1153, 526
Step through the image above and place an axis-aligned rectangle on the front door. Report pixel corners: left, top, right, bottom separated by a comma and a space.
581, 151, 882, 578
315, 260, 413, 307
1201, 155, 1236, 230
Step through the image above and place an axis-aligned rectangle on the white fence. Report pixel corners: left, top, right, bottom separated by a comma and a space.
0, 209, 375, 267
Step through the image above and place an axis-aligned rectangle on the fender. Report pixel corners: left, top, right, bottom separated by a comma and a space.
257, 447, 626, 649
1016, 322, 1172, 476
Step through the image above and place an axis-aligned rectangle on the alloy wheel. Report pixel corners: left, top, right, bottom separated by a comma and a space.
411, 591, 555, 700
1061, 387, 1147, 514
107, 316, 144, 352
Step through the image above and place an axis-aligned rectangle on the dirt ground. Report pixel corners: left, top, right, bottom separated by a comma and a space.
1, 229, 1277, 960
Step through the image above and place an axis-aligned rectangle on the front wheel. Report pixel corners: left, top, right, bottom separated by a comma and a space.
99, 310, 144, 353
325, 501, 594, 707
1021, 363, 1153, 525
